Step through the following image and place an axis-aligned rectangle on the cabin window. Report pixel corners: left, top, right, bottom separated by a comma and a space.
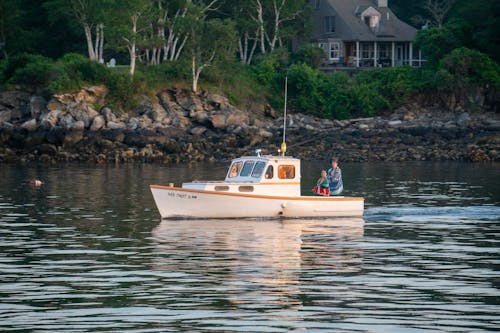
228, 161, 243, 178
251, 161, 266, 178
239, 186, 254, 192
265, 165, 274, 179
240, 161, 255, 177
278, 165, 295, 179
324, 16, 335, 33
215, 186, 229, 191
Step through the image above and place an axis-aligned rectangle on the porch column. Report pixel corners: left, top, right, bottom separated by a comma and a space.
374, 41, 378, 67
391, 41, 395, 67
409, 42, 413, 67
418, 49, 422, 67
356, 41, 360, 67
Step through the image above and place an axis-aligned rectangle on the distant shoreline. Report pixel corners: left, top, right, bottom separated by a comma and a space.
1, 88, 498, 164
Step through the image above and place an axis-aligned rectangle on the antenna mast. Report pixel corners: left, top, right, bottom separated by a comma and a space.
281, 76, 288, 156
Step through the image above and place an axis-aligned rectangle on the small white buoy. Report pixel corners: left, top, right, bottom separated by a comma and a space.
29, 179, 44, 186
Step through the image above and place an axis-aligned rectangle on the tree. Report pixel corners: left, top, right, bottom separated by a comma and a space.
422, 0, 455, 28
44, 0, 109, 62
188, 17, 237, 92
108, 0, 154, 75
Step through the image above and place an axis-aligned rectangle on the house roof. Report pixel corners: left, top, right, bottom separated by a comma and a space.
326, 0, 417, 41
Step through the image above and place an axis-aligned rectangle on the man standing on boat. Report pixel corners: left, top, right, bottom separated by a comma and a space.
327, 158, 343, 195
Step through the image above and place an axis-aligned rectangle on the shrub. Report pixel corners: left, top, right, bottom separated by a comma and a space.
439, 47, 500, 89
5, 54, 53, 90
49, 53, 108, 93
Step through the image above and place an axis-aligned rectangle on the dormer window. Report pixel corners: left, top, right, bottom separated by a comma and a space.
325, 16, 335, 33
360, 7, 380, 29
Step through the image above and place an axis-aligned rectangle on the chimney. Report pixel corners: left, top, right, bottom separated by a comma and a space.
377, 0, 388, 7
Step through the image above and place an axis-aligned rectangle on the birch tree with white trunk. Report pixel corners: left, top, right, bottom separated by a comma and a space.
188, 15, 237, 93
45, 0, 108, 62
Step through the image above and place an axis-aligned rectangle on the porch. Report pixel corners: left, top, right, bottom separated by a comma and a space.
319, 41, 425, 69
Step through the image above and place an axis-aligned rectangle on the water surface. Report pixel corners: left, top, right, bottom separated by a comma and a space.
0, 162, 498, 332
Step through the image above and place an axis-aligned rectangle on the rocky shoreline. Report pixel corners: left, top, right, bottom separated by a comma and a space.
0, 86, 498, 164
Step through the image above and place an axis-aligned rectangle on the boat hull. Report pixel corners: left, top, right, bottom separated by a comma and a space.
150, 185, 364, 219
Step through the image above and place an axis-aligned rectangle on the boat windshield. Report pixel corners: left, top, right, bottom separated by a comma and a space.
240, 161, 255, 177
251, 161, 266, 178
228, 161, 243, 178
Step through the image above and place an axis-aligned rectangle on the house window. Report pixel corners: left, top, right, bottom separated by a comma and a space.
329, 42, 340, 60
362, 43, 374, 59
315, 0, 320, 9
379, 43, 389, 58
324, 16, 335, 33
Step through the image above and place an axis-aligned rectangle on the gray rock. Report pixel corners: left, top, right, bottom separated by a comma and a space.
30, 96, 46, 118
258, 129, 273, 138
90, 115, 105, 131
358, 124, 369, 129
210, 113, 226, 129
388, 120, 402, 127
21, 119, 37, 132
146, 103, 167, 122
59, 113, 76, 129
128, 117, 140, 130
107, 121, 126, 130
206, 94, 229, 108
0, 110, 12, 124
226, 111, 250, 127
70, 120, 85, 131
40, 110, 62, 128
102, 107, 117, 123
191, 126, 207, 136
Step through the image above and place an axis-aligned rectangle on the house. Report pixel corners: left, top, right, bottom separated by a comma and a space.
309, 0, 423, 68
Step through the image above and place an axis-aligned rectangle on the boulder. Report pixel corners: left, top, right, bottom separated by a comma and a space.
107, 121, 126, 130
46, 99, 65, 112
40, 110, 62, 128
206, 93, 229, 108
388, 120, 402, 127
21, 119, 37, 132
0, 91, 31, 121
63, 130, 84, 147
59, 113, 76, 129
30, 96, 46, 118
210, 113, 226, 129
226, 111, 250, 127
90, 115, 105, 131
101, 107, 118, 123
0, 110, 12, 124
191, 126, 207, 136
46, 127, 65, 145
128, 117, 140, 130
146, 102, 168, 123
70, 120, 85, 131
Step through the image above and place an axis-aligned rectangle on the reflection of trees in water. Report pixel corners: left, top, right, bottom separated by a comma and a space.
151, 219, 364, 309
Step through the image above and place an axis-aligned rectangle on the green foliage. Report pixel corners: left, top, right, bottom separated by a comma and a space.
49, 53, 107, 92
3, 54, 53, 91
415, 24, 462, 68
438, 47, 500, 90
294, 45, 325, 69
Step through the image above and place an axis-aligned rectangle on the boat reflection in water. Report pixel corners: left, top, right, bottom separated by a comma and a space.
151, 218, 364, 309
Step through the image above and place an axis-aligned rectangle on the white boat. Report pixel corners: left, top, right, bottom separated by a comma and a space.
150, 77, 363, 219
150, 152, 364, 219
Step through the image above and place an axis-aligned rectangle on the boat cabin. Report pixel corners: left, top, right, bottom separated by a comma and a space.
182, 155, 302, 197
